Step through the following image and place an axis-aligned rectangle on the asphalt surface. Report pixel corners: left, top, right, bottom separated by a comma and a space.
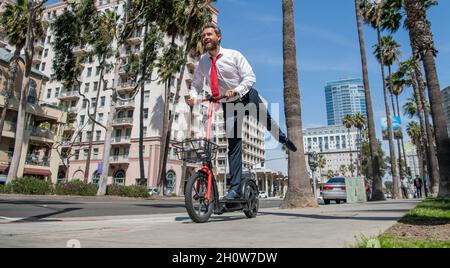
0, 196, 282, 219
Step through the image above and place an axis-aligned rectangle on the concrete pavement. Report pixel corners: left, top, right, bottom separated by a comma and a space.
0, 199, 419, 248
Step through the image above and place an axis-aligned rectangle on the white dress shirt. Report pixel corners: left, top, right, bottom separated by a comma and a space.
189, 47, 256, 103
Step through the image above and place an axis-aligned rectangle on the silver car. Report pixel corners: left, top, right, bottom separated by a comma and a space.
322, 177, 347, 205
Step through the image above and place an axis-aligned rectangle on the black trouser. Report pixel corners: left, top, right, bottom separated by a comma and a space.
222, 88, 286, 194
416, 186, 422, 198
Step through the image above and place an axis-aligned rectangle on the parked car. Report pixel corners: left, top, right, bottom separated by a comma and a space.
258, 191, 268, 199
322, 177, 370, 205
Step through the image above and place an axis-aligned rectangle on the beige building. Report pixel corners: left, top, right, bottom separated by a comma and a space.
0, 47, 67, 183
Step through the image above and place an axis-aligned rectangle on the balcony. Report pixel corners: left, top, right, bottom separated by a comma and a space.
110, 155, 130, 164
117, 81, 136, 93
112, 117, 133, 127
116, 100, 135, 110
127, 31, 142, 44
120, 48, 140, 59
25, 155, 50, 167
34, 40, 45, 51
29, 127, 55, 140
66, 106, 78, 115
58, 91, 80, 100
63, 123, 76, 133
32, 53, 43, 64
2, 121, 16, 136
73, 45, 87, 56
111, 136, 131, 145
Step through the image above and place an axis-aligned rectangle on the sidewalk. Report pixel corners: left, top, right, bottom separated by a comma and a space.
0, 199, 419, 248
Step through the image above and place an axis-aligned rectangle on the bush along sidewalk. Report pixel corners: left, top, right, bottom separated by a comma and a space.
355, 198, 450, 248
0, 177, 150, 198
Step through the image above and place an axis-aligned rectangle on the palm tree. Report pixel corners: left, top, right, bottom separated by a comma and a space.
280, 0, 317, 209
317, 154, 326, 182
371, 32, 401, 199
6, 0, 47, 183
354, 0, 384, 200
403, 0, 450, 197
0, 0, 29, 145
339, 165, 348, 177
406, 120, 427, 193
327, 170, 335, 180
342, 114, 354, 177
353, 112, 366, 176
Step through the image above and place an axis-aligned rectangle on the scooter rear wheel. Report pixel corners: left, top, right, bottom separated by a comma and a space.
243, 180, 259, 218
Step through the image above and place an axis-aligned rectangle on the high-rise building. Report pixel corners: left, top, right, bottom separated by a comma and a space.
442, 86, 450, 137
325, 78, 367, 126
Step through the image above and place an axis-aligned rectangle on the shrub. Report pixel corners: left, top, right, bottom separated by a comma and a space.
0, 184, 6, 193
106, 184, 150, 198
55, 180, 97, 196
8, 177, 53, 195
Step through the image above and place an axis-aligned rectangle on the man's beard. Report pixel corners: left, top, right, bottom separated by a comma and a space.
204, 40, 219, 51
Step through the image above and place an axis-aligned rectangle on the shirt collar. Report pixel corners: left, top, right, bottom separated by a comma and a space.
207, 46, 223, 59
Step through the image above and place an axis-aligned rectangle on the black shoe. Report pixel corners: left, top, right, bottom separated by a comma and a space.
282, 137, 297, 152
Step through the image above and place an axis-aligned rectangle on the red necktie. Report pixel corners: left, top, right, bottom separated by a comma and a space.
210, 55, 221, 99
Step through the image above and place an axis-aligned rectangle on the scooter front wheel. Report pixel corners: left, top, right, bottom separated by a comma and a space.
184, 172, 216, 223
243, 180, 259, 218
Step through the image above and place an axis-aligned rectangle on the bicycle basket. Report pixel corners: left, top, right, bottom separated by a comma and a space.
173, 138, 219, 163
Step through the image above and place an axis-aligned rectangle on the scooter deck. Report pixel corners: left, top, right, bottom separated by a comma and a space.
219, 198, 248, 204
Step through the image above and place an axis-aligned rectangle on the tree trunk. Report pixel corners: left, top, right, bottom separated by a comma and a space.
0, 49, 21, 145
6, 1, 35, 183
139, 24, 149, 185
348, 128, 353, 177
396, 95, 409, 178
84, 64, 104, 183
280, 0, 317, 209
414, 59, 440, 195
404, 0, 450, 197
355, 0, 384, 200
377, 28, 401, 199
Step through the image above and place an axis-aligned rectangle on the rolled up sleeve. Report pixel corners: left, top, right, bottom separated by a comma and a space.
234, 51, 256, 97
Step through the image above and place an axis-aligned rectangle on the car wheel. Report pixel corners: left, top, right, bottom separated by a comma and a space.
324, 199, 330, 205
336, 200, 341, 204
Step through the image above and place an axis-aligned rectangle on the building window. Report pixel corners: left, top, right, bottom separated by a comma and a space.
84, 83, 90, 93
93, 82, 98, 91
100, 96, 105, 107
80, 115, 85, 126
144, 108, 148, 119
87, 67, 92, 77
83, 149, 89, 160
91, 97, 96, 108
41, 62, 46, 71
113, 169, 126, 185
55, 87, 60, 98
143, 126, 147, 137
98, 113, 103, 123
74, 150, 79, 160
96, 66, 100, 76
44, 49, 48, 57
144, 91, 150, 103
46, 89, 52, 99
93, 148, 99, 160
82, 99, 87, 109
96, 130, 101, 141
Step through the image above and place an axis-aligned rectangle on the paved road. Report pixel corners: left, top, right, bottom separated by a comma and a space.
0, 195, 282, 219
0, 197, 420, 248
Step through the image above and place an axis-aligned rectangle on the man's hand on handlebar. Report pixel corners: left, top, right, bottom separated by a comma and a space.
186, 97, 196, 107
225, 90, 239, 99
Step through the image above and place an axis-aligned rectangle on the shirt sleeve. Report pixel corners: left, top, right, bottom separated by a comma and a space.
189, 59, 205, 99
234, 51, 256, 97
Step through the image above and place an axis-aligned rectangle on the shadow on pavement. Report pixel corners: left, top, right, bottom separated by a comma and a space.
13, 208, 82, 223
259, 211, 402, 221
135, 204, 186, 209
0, 200, 82, 205
175, 215, 248, 223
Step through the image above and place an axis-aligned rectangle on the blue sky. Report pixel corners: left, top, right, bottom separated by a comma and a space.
46, 0, 450, 173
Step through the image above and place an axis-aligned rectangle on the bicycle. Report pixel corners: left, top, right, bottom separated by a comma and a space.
174, 95, 259, 223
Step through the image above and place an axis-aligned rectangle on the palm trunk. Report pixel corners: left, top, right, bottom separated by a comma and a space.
396, 95, 409, 178
0, 49, 21, 145
404, 0, 450, 197
6, 1, 35, 183
413, 59, 440, 195
280, 0, 317, 209
355, 0, 384, 200
388, 66, 404, 194
348, 128, 353, 177
377, 28, 401, 199
84, 64, 104, 183
139, 24, 149, 184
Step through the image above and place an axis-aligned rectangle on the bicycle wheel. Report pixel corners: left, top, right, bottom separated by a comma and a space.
185, 171, 216, 223
243, 180, 259, 218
